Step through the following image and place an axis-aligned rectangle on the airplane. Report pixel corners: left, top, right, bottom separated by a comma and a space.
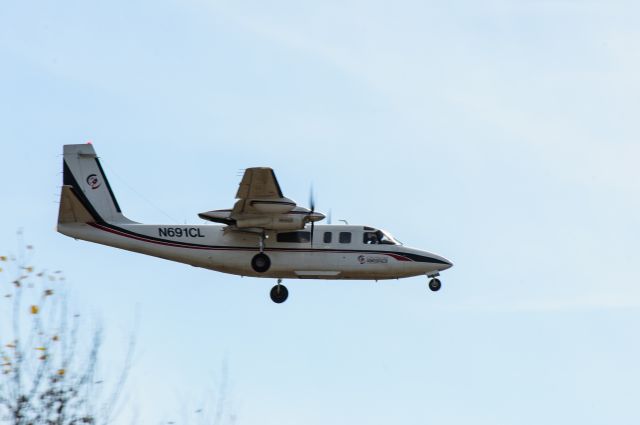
57, 144, 453, 303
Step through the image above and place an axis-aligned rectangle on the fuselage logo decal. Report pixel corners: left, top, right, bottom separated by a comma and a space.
86, 174, 101, 190
358, 255, 388, 264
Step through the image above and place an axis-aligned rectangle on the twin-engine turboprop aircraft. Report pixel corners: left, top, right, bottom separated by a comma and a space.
57, 144, 453, 303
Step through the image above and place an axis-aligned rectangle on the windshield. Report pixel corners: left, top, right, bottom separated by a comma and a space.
363, 229, 402, 245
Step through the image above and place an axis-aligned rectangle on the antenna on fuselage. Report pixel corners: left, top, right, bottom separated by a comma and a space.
339, 219, 349, 225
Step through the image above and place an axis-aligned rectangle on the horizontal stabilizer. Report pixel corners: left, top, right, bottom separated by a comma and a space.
57, 185, 95, 224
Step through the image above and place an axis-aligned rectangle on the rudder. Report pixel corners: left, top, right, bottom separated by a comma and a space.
61, 144, 133, 224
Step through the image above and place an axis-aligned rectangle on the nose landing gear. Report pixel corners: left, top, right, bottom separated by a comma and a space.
427, 273, 442, 292
270, 279, 288, 303
428, 278, 442, 292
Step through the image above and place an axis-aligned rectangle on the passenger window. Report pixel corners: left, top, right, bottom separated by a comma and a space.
339, 232, 351, 244
323, 232, 332, 243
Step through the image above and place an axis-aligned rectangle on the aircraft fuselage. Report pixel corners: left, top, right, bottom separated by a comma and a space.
58, 222, 451, 280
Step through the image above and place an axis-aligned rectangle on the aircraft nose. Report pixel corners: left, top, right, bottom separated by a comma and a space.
432, 254, 453, 271
441, 257, 453, 270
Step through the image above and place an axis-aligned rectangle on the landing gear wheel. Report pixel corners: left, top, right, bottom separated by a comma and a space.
428, 278, 442, 292
270, 284, 289, 303
251, 253, 271, 273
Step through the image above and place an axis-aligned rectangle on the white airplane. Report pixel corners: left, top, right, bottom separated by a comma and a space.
57, 144, 452, 303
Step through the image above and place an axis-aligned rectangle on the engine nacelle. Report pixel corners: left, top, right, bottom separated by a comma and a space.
236, 214, 306, 230
250, 198, 296, 214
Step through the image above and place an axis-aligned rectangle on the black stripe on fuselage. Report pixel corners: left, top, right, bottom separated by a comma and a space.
87, 222, 447, 264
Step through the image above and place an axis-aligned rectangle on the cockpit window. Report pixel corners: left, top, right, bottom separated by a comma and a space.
363, 229, 400, 245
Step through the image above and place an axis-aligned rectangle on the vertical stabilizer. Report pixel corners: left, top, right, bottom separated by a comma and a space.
61, 144, 134, 224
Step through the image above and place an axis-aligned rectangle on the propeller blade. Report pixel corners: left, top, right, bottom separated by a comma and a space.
311, 221, 315, 247
309, 185, 315, 212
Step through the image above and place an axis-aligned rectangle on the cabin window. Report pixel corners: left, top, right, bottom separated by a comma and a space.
339, 232, 351, 244
323, 232, 332, 243
277, 231, 311, 243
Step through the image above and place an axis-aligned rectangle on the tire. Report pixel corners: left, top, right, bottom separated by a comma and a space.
251, 253, 271, 273
270, 284, 289, 303
428, 278, 442, 292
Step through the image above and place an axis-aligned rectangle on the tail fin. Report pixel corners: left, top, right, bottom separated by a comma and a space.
59, 144, 134, 224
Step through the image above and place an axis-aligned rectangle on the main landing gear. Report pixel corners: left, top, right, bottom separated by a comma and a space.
251, 232, 271, 273
251, 253, 270, 273
249, 232, 286, 303
428, 273, 442, 292
270, 278, 288, 303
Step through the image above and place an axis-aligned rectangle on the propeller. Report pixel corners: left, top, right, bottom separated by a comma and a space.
308, 186, 315, 246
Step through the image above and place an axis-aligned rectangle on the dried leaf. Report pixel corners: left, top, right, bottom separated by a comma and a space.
0, 256, 6, 261
44, 289, 54, 296
30, 305, 39, 314
57, 368, 65, 376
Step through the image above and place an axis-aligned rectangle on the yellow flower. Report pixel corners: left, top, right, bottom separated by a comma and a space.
57, 369, 65, 376
30, 305, 39, 314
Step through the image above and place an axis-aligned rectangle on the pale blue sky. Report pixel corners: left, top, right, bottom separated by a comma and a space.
2, 1, 640, 424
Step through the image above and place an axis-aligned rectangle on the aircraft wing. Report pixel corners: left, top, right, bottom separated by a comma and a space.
231, 168, 296, 217
235, 167, 284, 199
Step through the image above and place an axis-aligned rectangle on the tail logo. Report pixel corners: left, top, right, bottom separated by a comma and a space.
86, 174, 101, 190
